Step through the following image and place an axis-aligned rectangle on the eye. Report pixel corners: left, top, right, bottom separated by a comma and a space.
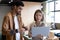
39, 15, 41, 16
19, 8, 22, 10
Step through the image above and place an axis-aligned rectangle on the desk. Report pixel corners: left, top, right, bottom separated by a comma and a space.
50, 30, 60, 40
50, 30, 60, 33
24, 30, 60, 40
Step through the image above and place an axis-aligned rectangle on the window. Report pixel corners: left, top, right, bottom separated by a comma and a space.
46, 0, 60, 23
46, 1, 54, 23
46, 0, 60, 29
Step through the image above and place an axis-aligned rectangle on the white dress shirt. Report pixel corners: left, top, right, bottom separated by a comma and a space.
14, 15, 20, 40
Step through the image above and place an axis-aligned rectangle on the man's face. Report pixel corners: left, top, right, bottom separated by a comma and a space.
15, 6, 23, 15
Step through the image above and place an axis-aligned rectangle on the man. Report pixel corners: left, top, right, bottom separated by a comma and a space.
2, 1, 24, 40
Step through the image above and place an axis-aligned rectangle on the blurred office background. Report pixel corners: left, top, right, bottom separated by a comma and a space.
0, 0, 60, 40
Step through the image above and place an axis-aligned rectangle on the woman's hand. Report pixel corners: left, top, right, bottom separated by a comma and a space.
28, 33, 32, 38
36, 34, 43, 39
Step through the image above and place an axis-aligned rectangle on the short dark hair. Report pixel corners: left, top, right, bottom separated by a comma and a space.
10, 1, 24, 7
34, 9, 44, 21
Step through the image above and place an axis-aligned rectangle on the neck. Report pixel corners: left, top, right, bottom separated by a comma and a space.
35, 21, 41, 25
11, 10, 16, 16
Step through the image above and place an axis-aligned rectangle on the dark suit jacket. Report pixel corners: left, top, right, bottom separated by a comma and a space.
2, 12, 23, 40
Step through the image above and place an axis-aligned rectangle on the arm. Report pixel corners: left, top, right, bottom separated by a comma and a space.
2, 16, 10, 35
28, 24, 32, 37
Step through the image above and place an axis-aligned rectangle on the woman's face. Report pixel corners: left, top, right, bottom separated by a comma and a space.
35, 12, 43, 22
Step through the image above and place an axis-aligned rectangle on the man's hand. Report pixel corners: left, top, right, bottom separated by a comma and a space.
20, 28, 25, 33
7, 30, 15, 36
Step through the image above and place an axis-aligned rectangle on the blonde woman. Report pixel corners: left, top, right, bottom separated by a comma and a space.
29, 9, 45, 40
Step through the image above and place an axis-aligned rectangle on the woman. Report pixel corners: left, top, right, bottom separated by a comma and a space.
29, 9, 45, 40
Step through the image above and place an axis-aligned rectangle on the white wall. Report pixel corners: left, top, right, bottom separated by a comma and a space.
0, 1, 41, 31
22, 2, 41, 26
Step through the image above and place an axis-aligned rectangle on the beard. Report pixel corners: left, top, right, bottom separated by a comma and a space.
17, 11, 21, 15
16, 12, 21, 16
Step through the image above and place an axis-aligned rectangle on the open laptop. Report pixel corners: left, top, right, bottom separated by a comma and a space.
32, 27, 50, 37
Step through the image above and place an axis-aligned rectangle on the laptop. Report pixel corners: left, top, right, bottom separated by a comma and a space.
32, 27, 50, 37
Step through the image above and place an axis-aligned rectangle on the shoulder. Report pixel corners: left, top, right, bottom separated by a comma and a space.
6, 12, 13, 19
41, 22, 45, 26
3, 12, 10, 19
2, 12, 11, 23
29, 22, 35, 28
3, 12, 13, 22
7, 12, 12, 17
4, 12, 12, 18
